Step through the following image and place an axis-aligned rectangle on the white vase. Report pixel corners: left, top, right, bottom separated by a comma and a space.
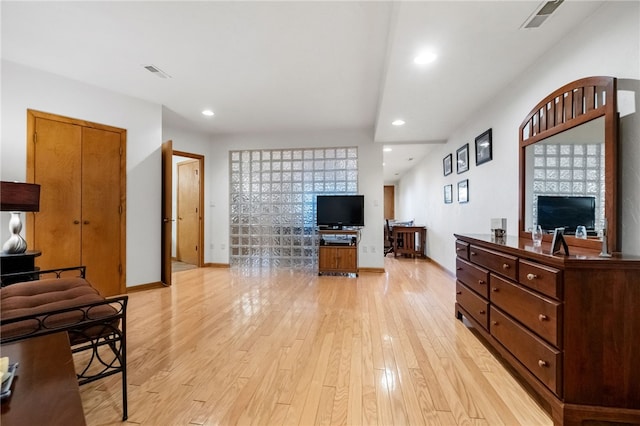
2, 212, 27, 254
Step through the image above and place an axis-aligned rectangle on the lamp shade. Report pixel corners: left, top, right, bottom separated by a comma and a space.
1, 181, 41, 212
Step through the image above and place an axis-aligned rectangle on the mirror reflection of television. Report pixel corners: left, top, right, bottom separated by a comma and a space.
537, 195, 596, 234
316, 195, 364, 229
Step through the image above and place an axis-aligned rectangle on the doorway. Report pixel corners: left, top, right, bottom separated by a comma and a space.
161, 145, 205, 283
175, 157, 200, 267
384, 185, 395, 220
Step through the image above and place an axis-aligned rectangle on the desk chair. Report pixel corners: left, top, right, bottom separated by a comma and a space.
384, 220, 403, 256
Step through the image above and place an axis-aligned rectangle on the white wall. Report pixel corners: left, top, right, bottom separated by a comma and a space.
397, 1, 640, 273
204, 128, 385, 269
1, 60, 163, 287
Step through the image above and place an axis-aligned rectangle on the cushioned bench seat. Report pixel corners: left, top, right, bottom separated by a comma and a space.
0, 277, 117, 343
0, 267, 128, 421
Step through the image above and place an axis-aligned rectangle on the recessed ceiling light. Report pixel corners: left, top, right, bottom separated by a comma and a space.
392, 119, 405, 126
202, 110, 215, 117
383, 147, 392, 152
414, 51, 437, 65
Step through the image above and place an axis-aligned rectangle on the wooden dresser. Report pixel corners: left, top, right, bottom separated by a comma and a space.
454, 234, 640, 426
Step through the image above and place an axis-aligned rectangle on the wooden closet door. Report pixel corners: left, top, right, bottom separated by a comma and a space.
82, 127, 122, 296
31, 117, 82, 269
177, 159, 200, 266
27, 110, 126, 297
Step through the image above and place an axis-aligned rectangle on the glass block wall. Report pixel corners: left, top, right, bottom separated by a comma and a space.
229, 147, 358, 268
531, 142, 605, 229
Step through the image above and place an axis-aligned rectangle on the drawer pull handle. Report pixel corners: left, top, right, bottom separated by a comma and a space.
538, 360, 548, 368
527, 273, 538, 280
470, 251, 477, 256
538, 314, 548, 321
478, 280, 485, 285
456, 267, 462, 270
502, 263, 510, 270
479, 310, 486, 315
492, 287, 498, 292
456, 291, 462, 295
492, 321, 498, 325
456, 248, 463, 251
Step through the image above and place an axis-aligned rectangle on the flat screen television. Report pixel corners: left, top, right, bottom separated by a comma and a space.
537, 195, 596, 234
316, 195, 364, 229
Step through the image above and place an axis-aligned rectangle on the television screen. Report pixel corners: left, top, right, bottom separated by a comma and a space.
316, 195, 364, 228
537, 196, 596, 233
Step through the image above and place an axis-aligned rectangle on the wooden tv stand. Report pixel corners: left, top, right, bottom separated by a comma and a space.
454, 234, 640, 426
318, 229, 358, 276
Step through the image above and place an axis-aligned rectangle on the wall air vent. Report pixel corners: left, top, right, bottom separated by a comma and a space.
143, 64, 171, 79
522, 0, 564, 29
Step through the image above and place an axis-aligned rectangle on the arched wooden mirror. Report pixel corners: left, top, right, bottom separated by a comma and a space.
519, 76, 618, 251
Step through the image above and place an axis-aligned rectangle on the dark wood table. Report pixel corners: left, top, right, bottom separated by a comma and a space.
1, 333, 86, 426
392, 225, 427, 257
0, 250, 41, 285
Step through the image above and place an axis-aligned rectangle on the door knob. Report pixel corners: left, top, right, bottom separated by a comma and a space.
83, 220, 90, 225
73, 220, 80, 224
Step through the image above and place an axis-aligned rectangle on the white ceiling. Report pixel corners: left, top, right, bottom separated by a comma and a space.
1, 1, 604, 184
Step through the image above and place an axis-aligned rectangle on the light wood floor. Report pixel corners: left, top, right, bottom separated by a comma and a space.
80, 257, 553, 425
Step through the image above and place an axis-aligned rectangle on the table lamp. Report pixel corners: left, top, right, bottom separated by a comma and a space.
1, 181, 41, 254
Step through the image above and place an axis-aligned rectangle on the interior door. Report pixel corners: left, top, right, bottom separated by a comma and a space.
29, 117, 82, 269
161, 139, 173, 286
177, 159, 200, 266
384, 185, 395, 220
82, 127, 122, 296
26, 110, 126, 297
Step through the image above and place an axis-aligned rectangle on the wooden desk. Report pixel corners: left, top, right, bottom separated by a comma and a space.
392, 226, 427, 258
1, 333, 86, 426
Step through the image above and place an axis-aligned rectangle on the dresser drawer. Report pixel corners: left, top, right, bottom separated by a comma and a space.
490, 307, 561, 396
489, 274, 561, 347
469, 245, 517, 281
518, 259, 562, 299
456, 258, 489, 298
456, 281, 489, 330
455, 240, 469, 260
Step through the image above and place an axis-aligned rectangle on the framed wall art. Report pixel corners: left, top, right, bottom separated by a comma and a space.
456, 144, 469, 174
443, 153, 452, 176
457, 179, 469, 203
475, 128, 493, 166
444, 184, 453, 204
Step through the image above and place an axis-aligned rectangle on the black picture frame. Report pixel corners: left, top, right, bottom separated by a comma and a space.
457, 179, 469, 203
475, 128, 493, 166
443, 154, 453, 176
444, 184, 453, 204
456, 144, 469, 174
551, 227, 570, 255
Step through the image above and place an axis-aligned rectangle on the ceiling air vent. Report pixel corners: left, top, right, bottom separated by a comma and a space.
143, 64, 171, 79
522, 0, 564, 29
